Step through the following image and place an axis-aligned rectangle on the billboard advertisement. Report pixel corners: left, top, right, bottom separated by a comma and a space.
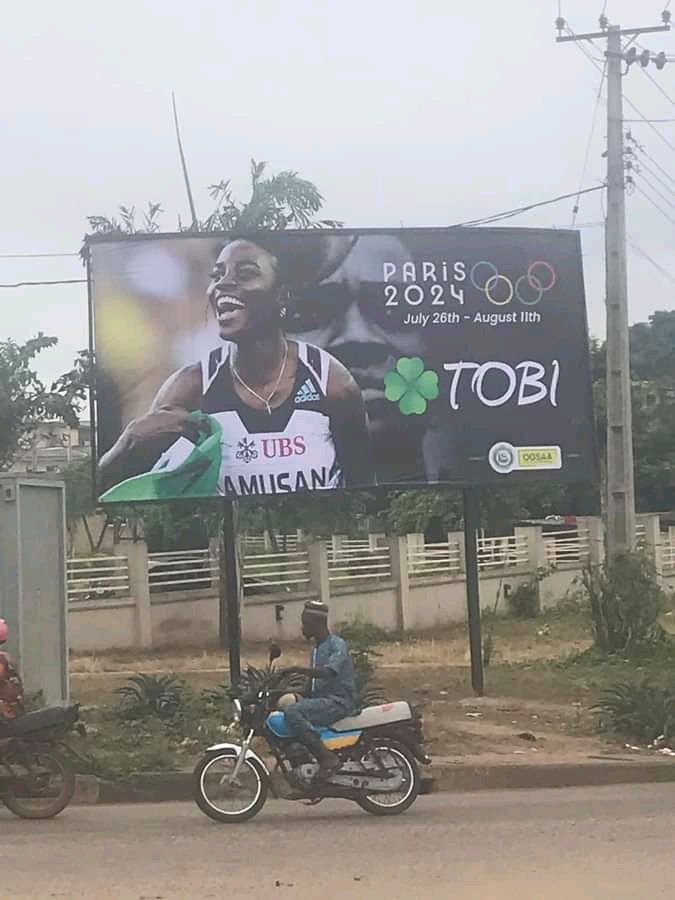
87, 228, 596, 502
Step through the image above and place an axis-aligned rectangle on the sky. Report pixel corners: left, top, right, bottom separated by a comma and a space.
1, 0, 673, 388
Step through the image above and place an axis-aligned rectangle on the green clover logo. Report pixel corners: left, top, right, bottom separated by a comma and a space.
384, 357, 439, 415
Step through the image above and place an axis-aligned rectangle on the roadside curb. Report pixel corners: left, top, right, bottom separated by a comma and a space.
429, 758, 675, 793
72, 758, 675, 805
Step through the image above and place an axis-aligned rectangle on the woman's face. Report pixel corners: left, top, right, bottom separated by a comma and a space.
207, 240, 283, 340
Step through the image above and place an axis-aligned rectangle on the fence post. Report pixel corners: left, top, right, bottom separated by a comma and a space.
308, 539, 330, 604
407, 533, 424, 551
125, 540, 152, 649
331, 534, 346, 555
208, 536, 220, 565
390, 536, 410, 632
448, 532, 465, 574
208, 538, 220, 605
368, 532, 386, 551
578, 516, 605, 566
514, 525, 545, 570
640, 514, 663, 576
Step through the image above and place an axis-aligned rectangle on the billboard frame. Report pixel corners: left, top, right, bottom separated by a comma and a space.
83, 226, 599, 693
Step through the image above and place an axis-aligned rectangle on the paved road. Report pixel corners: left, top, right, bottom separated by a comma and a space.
3, 783, 674, 898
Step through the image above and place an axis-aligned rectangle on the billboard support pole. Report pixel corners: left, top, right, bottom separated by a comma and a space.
462, 487, 484, 696
220, 499, 241, 684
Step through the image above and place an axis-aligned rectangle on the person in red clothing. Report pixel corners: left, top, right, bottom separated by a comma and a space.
0, 619, 24, 724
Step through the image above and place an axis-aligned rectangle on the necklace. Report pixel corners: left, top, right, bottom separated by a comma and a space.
230, 338, 289, 415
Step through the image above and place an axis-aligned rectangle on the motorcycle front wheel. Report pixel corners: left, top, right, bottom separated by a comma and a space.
193, 750, 268, 823
356, 741, 420, 817
3, 749, 75, 819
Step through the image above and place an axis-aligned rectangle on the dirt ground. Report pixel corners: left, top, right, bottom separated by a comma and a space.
69, 611, 642, 763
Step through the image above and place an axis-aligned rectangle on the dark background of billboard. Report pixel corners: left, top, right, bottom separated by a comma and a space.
285, 229, 595, 485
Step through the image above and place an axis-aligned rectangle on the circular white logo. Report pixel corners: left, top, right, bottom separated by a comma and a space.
488, 442, 516, 474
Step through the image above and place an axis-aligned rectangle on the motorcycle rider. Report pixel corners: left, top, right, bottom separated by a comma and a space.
0, 619, 24, 725
281, 601, 355, 777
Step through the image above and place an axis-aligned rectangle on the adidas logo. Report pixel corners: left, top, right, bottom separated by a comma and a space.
294, 379, 320, 404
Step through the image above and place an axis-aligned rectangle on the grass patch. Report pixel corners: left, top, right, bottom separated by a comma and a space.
69, 674, 233, 779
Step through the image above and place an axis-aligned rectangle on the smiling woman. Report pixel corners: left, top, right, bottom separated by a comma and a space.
98, 238, 375, 500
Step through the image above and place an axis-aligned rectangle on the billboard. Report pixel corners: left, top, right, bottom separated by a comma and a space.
87, 228, 596, 502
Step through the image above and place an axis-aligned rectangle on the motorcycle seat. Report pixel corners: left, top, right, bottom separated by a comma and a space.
0, 705, 78, 738
331, 701, 413, 732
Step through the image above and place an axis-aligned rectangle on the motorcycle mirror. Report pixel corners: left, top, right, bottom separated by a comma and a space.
269, 643, 282, 663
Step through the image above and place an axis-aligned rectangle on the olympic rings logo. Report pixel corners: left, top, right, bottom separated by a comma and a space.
469, 261, 556, 307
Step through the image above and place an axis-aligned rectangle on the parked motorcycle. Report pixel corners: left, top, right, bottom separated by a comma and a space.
0, 705, 81, 819
193, 646, 430, 823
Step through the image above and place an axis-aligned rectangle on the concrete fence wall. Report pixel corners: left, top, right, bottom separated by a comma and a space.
64, 517, 664, 652
67, 514, 675, 653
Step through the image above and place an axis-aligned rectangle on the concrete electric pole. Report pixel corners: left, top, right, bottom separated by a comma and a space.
556, 11, 672, 558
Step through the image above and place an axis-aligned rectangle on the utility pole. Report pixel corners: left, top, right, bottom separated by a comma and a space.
556, 12, 671, 559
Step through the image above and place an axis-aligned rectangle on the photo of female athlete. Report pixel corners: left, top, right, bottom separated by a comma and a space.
98, 237, 374, 499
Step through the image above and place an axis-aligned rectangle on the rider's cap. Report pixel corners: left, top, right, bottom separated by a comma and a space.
303, 601, 329, 619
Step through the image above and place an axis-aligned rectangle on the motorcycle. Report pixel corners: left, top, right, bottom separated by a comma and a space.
193, 645, 430, 823
0, 705, 81, 819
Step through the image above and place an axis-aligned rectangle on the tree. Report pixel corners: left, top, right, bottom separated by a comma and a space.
0, 335, 86, 471
592, 311, 675, 512
61, 458, 109, 555
86, 160, 341, 238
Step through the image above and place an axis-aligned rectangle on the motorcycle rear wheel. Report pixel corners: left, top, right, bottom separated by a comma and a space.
193, 751, 268, 823
3, 750, 75, 819
356, 741, 420, 817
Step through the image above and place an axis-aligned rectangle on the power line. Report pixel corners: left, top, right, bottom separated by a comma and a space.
627, 234, 675, 285
640, 146, 675, 185
630, 137, 675, 185
633, 181, 675, 224
624, 96, 675, 154
573, 61, 608, 225
640, 65, 675, 108
636, 170, 675, 209
567, 26, 675, 153
0, 252, 79, 259
624, 117, 675, 122
635, 156, 675, 196
0, 278, 87, 288
0, 187, 606, 278
450, 184, 606, 227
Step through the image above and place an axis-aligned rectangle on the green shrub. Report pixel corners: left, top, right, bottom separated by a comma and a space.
116, 673, 186, 720
582, 551, 667, 656
71, 715, 178, 779
507, 578, 541, 619
592, 680, 675, 744
337, 621, 387, 678
337, 620, 388, 709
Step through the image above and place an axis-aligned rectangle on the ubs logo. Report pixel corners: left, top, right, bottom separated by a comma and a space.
261, 436, 306, 459
235, 438, 258, 464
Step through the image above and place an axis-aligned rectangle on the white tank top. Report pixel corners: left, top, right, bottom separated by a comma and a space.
154, 341, 343, 497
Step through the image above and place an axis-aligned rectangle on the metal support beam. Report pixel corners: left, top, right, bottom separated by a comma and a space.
220, 499, 241, 684
462, 487, 484, 696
